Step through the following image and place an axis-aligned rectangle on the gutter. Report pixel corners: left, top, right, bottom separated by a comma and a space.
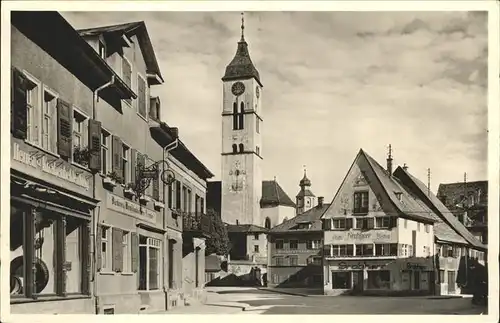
92, 76, 116, 314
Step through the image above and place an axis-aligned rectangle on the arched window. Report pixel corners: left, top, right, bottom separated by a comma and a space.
239, 102, 245, 129
232, 102, 238, 130
232, 144, 237, 153
265, 217, 271, 229
239, 144, 244, 153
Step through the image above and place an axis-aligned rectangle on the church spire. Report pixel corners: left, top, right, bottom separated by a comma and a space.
300, 165, 311, 188
222, 12, 262, 86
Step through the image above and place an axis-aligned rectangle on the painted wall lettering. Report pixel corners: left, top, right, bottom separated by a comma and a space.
12, 142, 91, 190
338, 261, 386, 270
328, 229, 396, 244
106, 193, 156, 223
406, 262, 427, 271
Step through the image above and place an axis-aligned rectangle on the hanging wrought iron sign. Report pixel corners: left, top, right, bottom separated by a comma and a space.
161, 168, 176, 186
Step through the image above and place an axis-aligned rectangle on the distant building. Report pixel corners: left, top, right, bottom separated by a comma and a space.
321, 149, 486, 296
267, 198, 328, 288
437, 181, 488, 245
295, 169, 318, 215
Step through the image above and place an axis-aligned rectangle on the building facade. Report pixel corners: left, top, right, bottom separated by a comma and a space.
267, 198, 328, 288
10, 12, 212, 314
437, 181, 488, 245
321, 149, 487, 297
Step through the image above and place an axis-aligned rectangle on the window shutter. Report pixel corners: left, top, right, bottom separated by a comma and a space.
96, 225, 102, 271
111, 135, 123, 183
56, 218, 67, 296
57, 99, 73, 159
130, 149, 137, 185
81, 222, 91, 295
367, 217, 375, 229
12, 67, 28, 139
346, 218, 353, 229
88, 119, 102, 172
131, 232, 139, 273
112, 227, 123, 272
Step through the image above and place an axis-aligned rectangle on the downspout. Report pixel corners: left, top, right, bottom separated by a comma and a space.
162, 137, 178, 309
92, 76, 115, 314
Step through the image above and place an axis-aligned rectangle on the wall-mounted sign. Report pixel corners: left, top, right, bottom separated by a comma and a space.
11, 142, 91, 191
326, 229, 397, 244
406, 262, 430, 271
107, 193, 156, 223
337, 261, 387, 270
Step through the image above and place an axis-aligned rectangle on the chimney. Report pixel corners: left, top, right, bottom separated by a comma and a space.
403, 163, 408, 171
387, 144, 393, 175
318, 197, 324, 207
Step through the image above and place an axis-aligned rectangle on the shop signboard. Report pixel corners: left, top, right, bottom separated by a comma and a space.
11, 140, 92, 196
325, 228, 397, 245
107, 193, 157, 224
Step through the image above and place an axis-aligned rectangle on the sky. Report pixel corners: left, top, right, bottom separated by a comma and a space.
61, 11, 488, 202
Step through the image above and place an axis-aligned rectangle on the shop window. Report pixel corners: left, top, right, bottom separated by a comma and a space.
289, 239, 298, 249
367, 270, 391, 289
101, 226, 111, 271
10, 204, 88, 299
353, 191, 369, 214
289, 255, 298, 266
139, 236, 161, 291
333, 218, 346, 230
275, 239, 284, 249
332, 272, 351, 289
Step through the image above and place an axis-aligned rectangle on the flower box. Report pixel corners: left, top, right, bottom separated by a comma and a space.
123, 187, 136, 197
102, 177, 117, 189
139, 195, 152, 204
154, 201, 165, 210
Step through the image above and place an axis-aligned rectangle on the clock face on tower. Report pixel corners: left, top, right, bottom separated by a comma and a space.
231, 82, 245, 96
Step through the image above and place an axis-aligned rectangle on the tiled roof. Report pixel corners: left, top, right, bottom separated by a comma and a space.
221, 35, 262, 86
270, 203, 330, 233
362, 150, 437, 223
296, 189, 315, 198
226, 224, 268, 233
261, 180, 296, 208
77, 21, 164, 83
394, 167, 486, 250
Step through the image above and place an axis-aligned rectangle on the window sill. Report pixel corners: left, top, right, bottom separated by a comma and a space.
99, 271, 116, 276
121, 272, 134, 276
11, 294, 91, 304
137, 112, 148, 122
71, 161, 91, 172
24, 140, 60, 159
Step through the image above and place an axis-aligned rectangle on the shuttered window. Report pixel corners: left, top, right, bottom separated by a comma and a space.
122, 57, 133, 106
137, 74, 147, 118
100, 129, 111, 175
25, 74, 40, 144
112, 227, 123, 273
100, 226, 111, 271
42, 90, 57, 153
122, 231, 130, 272
11, 67, 29, 140
72, 109, 89, 167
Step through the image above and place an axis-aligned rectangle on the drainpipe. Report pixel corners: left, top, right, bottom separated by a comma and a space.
162, 137, 178, 309
92, 76, 115, 314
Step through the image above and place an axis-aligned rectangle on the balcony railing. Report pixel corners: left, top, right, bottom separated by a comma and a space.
182, 212, 211, 238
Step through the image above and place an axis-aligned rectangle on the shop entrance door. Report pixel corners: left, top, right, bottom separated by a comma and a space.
448, 271, 456, 293
332, 271, 352, 289
414, 271, 420, 290
352, 271, 363, 292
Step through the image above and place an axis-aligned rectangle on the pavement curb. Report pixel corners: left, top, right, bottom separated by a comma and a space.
257, 287, 309, 297
205, 302, 250, 311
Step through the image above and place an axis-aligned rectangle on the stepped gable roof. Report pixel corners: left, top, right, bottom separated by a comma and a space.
226, 224, 268, 233
270, 203, 330, 233
261, 180, 296, 208
394, 167, 486, 250
77, 21, 164, 84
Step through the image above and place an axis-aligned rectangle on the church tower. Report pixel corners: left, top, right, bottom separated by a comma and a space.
296, 167, 317, 215
220, 14, 263, 226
